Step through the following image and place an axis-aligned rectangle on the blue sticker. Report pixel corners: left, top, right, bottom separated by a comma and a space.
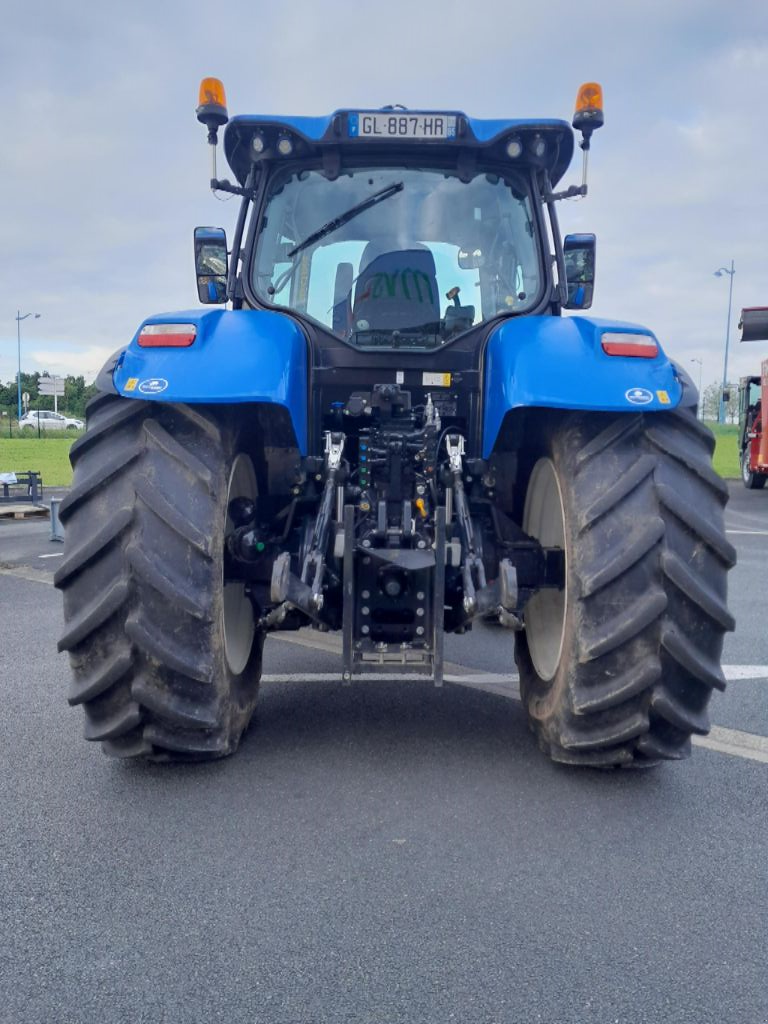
625, 387, 653, 405
138, 377, 169, 395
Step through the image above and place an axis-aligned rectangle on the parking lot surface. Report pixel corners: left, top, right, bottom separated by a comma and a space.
1, 483, 766, 1023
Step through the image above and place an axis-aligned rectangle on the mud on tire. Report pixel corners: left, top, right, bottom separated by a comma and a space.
56, 393, 264, 761
515, 406, 736, 767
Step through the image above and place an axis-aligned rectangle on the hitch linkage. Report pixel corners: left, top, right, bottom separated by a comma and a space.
270, 432, 345, 621
445, 433, 517, 623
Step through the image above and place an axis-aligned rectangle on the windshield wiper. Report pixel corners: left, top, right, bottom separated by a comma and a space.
268, 181, 404, 297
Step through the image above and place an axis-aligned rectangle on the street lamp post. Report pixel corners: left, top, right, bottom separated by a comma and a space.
690, 358, 703, 417
15, 310, 41, 421
714, 261, 735, 424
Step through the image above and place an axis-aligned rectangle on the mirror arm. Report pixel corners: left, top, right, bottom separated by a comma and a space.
545, 183, 588, 202
210, 177, 260, 200
540, 171, 568, 308
226, 166, 257, 302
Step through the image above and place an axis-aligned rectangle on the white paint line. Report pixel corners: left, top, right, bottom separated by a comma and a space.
264, 673, 435, 683
723, 665, 768, 681
38, 552, 64, 559
0, 565, 55, 586
726, 529, 768, 536
262, 669, 768, 766
693, 726, 768, 765
270, 630, 343, 654
262, 671, 518, 690
0, 573, 764, 764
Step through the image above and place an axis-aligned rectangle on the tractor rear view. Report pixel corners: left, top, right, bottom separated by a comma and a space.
55, 80, 735, 767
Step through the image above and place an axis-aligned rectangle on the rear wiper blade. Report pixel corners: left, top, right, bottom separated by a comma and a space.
268, 182, 404, 298
288, 182, 404, 259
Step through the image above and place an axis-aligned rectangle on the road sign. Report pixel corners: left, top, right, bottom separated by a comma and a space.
38, 376, 65, 396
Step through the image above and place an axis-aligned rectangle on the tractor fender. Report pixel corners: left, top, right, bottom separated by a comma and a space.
482, 315, 686, 457
110, 309, 308, 452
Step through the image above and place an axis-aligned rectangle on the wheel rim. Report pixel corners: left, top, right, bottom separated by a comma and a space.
742, 452, 751, 485
523, 458, 567, 682
223, 453, 257, 675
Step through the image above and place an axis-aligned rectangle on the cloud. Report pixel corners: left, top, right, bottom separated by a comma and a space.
29, 345, 116, 380
2, 0, 767, 395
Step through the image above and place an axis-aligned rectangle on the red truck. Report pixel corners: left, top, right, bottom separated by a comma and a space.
738, 307, 768, 489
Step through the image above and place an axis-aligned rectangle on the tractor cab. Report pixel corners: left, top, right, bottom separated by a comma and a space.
194, 82, 604, 346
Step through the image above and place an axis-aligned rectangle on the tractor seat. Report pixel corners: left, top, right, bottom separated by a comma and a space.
352, 245, 440, 333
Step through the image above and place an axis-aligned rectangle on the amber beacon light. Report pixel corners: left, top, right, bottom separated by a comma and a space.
196, 77, 229, 185
197, 77, 229, 135
573, 82, 604, 136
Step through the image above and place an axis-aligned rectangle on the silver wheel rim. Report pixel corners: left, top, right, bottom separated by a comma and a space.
223, 453, 257, 675
523, 458, 567, 682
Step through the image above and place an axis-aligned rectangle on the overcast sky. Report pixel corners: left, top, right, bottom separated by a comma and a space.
2, 0, 767, 394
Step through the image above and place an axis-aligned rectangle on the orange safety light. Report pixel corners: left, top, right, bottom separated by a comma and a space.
573, 82, 604, 137
575, 82, 603, 114
196, 77, 229, 131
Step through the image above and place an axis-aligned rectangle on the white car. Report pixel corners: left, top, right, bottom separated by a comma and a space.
20, 410, 84, 431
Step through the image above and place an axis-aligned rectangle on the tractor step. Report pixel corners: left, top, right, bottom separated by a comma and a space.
341, 504, 446, 687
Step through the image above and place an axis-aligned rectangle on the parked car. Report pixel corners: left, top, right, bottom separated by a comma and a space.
19, 410, 84, 431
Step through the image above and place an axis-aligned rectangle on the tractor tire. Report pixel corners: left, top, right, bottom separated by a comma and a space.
741, 449, 766, 489
55, 393, 264, 761
515, 406, 736, 768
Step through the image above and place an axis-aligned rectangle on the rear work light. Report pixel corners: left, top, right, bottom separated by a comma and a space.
601, 332, 658, 358
138, 324, 197, 348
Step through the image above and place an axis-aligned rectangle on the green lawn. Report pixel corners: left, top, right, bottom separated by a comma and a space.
0, 437, 77, 486
0, 421, 743, 490
706, 422, 740, 480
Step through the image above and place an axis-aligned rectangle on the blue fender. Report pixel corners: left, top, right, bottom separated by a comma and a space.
482, 316, 684, 457
112, 309, 308, 453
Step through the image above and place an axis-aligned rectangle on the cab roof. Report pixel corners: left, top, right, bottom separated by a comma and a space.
223, 110, 574, 187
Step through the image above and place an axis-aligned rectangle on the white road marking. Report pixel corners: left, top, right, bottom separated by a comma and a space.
262, 671, 517, 692
723, 665, 768, 680
262, 664, 768, 766
693, 726, 768, 765
38, 552, 64, 559
726, 529, 768, 536
0, 565, 55, 585
0, 571, 765, 764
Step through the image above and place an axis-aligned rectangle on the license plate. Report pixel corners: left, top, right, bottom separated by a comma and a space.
348, 112, 457, 141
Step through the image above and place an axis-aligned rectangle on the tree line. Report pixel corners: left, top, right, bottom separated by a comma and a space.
0, 372, 99, 421
699, 381, 740, 424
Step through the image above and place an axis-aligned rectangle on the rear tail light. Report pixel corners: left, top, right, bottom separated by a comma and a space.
138, 323, 197, 347
601, 332, 658, 358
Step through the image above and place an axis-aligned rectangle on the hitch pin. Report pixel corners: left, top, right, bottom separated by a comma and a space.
325, 431, 345, 470
444, 434, 465, 474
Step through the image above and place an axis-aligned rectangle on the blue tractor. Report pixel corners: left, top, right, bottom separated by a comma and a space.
56, 80, 735, 765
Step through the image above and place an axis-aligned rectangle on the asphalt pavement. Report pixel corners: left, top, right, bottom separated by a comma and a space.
1, 483, 766, 1023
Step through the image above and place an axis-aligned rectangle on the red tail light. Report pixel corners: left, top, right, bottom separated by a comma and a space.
601, 332, 658, 358
138, 324, 197, 347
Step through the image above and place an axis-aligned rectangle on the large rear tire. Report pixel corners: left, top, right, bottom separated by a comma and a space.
515, 406, 735, 767
55, 393, 264, 761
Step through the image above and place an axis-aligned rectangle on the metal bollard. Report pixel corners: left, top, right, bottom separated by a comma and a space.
50, 498, 65, 543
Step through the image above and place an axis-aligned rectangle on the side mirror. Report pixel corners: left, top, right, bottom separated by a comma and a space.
563, 233, 596, 310
458, 247, 485, 270
194, 227, 228, 304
